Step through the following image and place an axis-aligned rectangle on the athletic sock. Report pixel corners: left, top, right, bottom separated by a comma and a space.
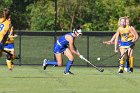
129, 57, 134, 68
6, 60, 12, 70
125, 58, 129, 68
119, 59, 124, 70
65, 60, 73, 73
120, 59, 124, 65
47, 61, 58, 66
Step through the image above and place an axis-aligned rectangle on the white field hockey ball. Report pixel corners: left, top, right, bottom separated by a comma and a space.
97, 57, 100, 61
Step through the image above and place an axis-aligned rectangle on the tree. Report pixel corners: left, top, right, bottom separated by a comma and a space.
27, 0, 55, 31
1, 0, 140, 31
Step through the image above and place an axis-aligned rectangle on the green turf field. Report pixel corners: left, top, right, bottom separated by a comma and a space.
0, 66, 140, 93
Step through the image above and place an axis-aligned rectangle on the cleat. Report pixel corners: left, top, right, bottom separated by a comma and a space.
124, 67, 129, 72
118, 69, 123, 73
118, 65, 124, 74
129, 68, 133, 73
118, 67, 124, 74
64, 71, 74, 75
9, 68, 13, 72
43, 59, 48, 70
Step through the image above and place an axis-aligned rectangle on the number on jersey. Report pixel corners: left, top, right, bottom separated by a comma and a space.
0, 24, 4, 32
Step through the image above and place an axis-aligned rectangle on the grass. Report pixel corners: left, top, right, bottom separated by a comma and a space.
0, 65, 140, 93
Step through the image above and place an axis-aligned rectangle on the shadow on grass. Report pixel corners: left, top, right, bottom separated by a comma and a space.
87, 73, 113, 76
12, 76, 64, 78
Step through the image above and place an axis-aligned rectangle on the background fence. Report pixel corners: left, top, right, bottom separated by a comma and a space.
0, 31, 140, 67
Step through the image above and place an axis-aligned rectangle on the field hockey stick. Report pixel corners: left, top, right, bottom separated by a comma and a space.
81, 56, 104, 72
3, 50, 13, 56
103, 41, 115, 45
118, 45, 132, 62
3, 50, 20, 59
77, 49, 104, 72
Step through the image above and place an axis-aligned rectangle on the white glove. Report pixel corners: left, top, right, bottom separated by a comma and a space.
79, 55, 84, 59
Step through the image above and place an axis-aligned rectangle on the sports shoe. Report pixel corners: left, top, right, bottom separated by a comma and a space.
129, 68, 133, 73
124, 67, 130, 72
43, 59, 48, 70
118, 67, 124, 74
118, 69, 123, 73
9, 68, 13, 72
64, 71, 74, 75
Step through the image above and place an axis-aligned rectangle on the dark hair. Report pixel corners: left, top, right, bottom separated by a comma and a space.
0, 8, 10, 23
75, 24, 83, 30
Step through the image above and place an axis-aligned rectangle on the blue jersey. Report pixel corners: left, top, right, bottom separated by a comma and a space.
54, 33, 74, 54
57, 33, 74, 47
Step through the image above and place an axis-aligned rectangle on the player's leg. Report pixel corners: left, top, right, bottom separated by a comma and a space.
5, 51, 12, 71
63, 48, 74, 75
118, 47, 126, 73
0, 43, 3, 58
10, 50, 15, 69
4, 44, 15, 71
128, 48, 134, 72
124, 53, 130, 72
47, 53, 62, 66
43, 54, 60, 70
0, 51, 2, 58
124, 58, 129, 72
5, 50, 14, 71
43, 53, 63, 70
43, 43, 63, 70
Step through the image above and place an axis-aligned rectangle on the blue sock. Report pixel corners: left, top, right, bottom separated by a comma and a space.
47, 60, 58, 66
65, 60, 73, 73
125, 59, 129, 68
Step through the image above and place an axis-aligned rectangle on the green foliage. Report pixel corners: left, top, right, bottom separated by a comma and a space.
1, 0, 140, 31
0, 0, 12, 14
27, 0, 55, 31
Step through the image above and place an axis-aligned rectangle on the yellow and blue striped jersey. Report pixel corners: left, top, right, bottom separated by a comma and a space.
0, 18, 11, 43
6, 26, 14, 44
119, 26, 133, 42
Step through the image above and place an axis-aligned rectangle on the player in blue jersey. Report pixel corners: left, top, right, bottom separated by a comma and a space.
43, 26, 84, 75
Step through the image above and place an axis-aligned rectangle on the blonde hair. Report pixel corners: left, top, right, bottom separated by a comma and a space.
125, 16, 130, 25
118, 17, 126, 26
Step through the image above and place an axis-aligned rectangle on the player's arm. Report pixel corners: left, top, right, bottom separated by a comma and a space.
129, 26, 136, 42
66, 35, 80, 57
131, 26, 139, 42
114, 28, 119, 53
103, 31, 117, 45
8, 26, 18, 38
9, 32, 18, 38
109, 32, 117, 42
